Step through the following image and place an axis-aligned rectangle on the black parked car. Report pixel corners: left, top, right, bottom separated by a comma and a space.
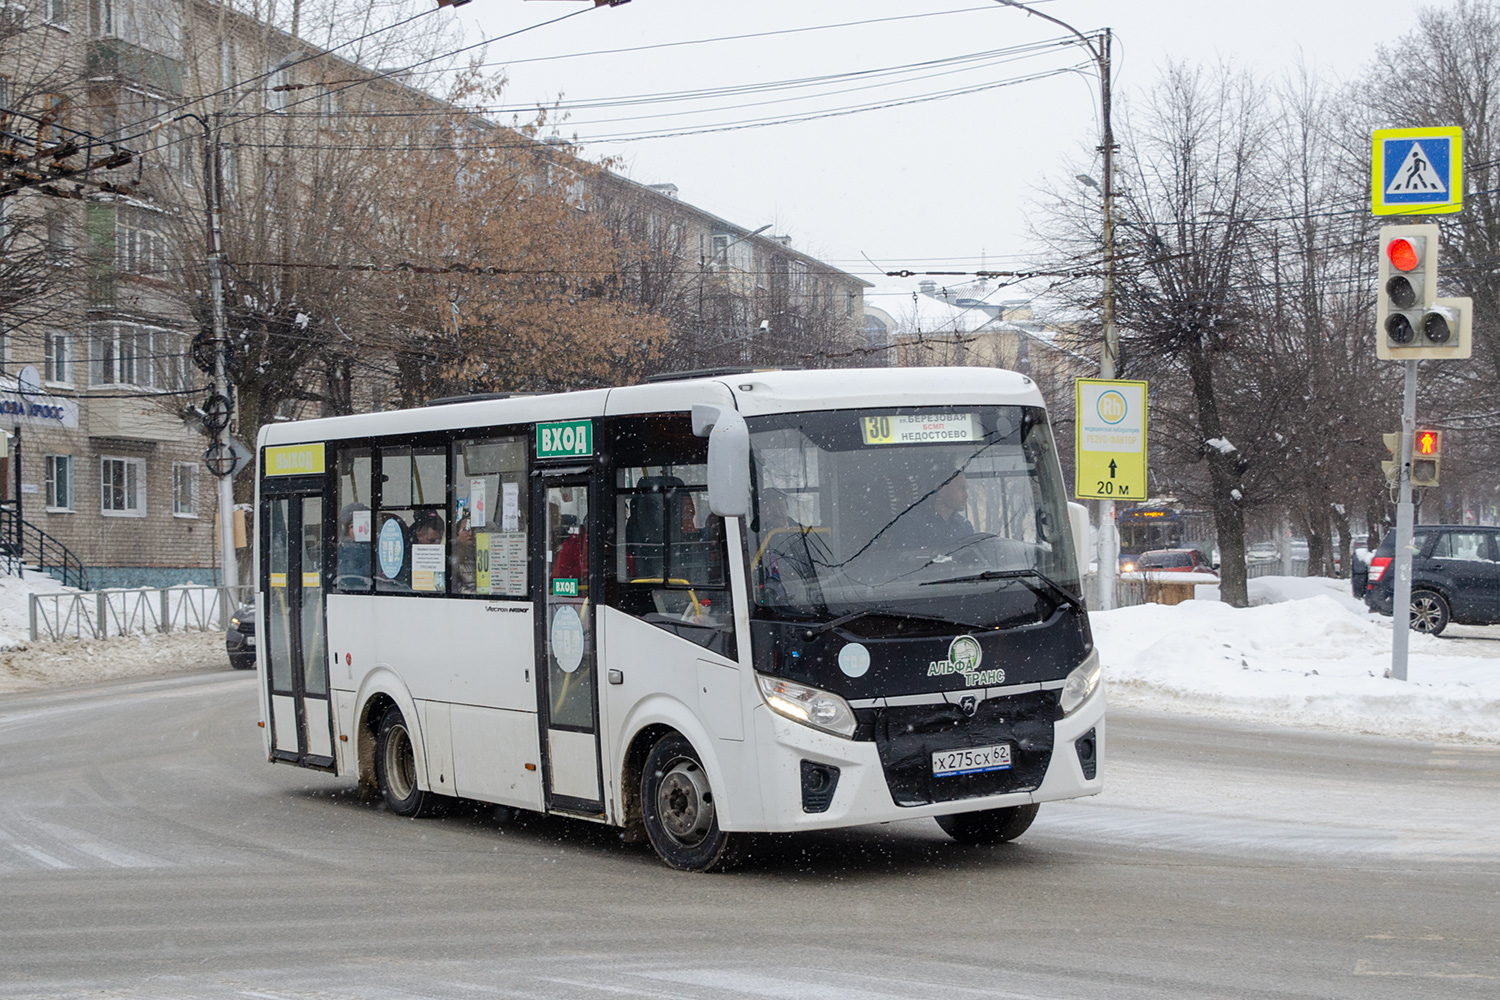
226, 604, 256, 670
1363, 525, 1500, 635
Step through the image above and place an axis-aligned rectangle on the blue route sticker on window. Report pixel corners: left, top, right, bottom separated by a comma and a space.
378, 518, 405, 579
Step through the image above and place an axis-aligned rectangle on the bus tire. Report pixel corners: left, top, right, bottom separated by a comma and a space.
641, 732, 742, 872
936, 803, 1039, 845
375, 706, 439, 818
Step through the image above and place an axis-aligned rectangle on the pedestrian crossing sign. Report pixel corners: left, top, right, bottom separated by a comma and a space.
1372, 127, 1462, 216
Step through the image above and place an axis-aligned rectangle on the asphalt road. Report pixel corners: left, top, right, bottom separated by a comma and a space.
1, 670, 1497, 999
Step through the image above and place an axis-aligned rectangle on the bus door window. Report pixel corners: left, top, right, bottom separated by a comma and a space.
300, 495, 327, 699
335, 447, 372, 591
267, 497, 295, 694
606, 415, 734, 658
545, 483, 592, 729
451, 435, 529, 597
374, 444, 447, 594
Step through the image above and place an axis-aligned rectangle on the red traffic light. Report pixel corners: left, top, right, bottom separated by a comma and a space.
1386, 238, 1421, 272
1414, 429, 1442, 456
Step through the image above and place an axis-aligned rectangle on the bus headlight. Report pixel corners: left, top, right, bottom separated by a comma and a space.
756, 674, 857, 738
1060, 650, 1102, 716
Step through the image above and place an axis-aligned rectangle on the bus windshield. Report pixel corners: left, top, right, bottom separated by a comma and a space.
746, 406, 1079, 627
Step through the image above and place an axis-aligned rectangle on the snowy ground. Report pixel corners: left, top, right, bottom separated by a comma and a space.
0, 571, 1494, 744
1096, 575, 1500, 745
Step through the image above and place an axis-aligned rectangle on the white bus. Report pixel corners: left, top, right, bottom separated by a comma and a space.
253, 367, 1104, 871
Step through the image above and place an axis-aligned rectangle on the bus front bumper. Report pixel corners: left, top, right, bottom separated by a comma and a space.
742, 682, 1106, 833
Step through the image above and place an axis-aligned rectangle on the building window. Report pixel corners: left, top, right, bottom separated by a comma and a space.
93, 323, 184, 388
46, 210, 73, 264
43, 0, 67, 27
172, 462, 197, 516
44, 455, 73, 511
116, 221, 161, 275
846, 290, 855, 318
101, 456, 146, 516
38, 94, 66, 146
96, 0, 183, 59
44, 331, 71, 384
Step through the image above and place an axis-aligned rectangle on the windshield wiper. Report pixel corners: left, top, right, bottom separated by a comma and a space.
919, 568, 1085, 614
804, 608, 981, 638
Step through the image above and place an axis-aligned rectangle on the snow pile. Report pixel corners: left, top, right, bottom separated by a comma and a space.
0, 568, 74, 651
1095, 576, 1500, 744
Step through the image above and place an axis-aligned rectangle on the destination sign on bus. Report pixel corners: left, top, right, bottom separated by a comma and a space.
265, 443, 326, 476
861, 413, 979, 446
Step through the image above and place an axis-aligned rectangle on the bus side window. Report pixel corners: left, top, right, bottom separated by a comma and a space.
336, 447, 372, 592
451, 434, 529, 597
374, 445, 447, 594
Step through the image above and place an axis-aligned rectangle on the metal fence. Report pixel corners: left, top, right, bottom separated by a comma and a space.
28, 586, 252, 642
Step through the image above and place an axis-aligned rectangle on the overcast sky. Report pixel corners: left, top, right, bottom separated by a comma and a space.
455, 0, 1419, 305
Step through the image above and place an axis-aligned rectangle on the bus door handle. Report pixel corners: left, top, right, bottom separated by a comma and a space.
608, 669, 624, 685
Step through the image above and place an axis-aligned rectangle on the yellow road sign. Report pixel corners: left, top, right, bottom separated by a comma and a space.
1372, 127, 1462, 216
1075, 379, 1147, 501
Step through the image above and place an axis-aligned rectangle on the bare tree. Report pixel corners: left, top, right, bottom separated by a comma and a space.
1096, 64, 1272, 606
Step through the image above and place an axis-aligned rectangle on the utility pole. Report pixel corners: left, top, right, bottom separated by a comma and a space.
180, 112, 238, 595
997, 2, 1116, 608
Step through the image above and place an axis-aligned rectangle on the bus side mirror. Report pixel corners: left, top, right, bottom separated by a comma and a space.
691, 404, 751, 518
1067, 502, 1089, 581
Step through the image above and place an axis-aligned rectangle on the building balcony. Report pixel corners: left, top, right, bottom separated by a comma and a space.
87, 39, 184, 96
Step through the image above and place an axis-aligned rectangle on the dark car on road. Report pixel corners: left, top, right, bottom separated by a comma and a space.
226, 604, 256, 670
1363, 525, 1500, 635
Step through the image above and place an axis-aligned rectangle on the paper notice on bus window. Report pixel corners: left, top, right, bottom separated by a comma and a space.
502, 481, 520, 531
475, 532, 491, 594
469, 478, 488, 528
351, 508, 372, 542
493, 531, 527, 595
411, 544, 445, 592
861, 413, 980, 446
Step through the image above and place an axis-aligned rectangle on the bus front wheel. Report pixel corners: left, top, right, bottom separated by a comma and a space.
936, 803, 1039, 845
641, 732, 743, 872
375, 706, 439, 818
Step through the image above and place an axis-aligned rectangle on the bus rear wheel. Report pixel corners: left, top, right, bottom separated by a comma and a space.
936, 803, 1039, 845
641, 732, 742, 872
375, 706, 439, 818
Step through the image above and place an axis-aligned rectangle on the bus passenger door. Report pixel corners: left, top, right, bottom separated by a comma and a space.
263, 488, 336, 771
535, 475, 604, 813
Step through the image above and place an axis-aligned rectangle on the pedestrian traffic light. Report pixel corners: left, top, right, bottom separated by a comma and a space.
1411, 428, 1442, 487
1376, 224, 1473, 360
1382, 432, 1401, 483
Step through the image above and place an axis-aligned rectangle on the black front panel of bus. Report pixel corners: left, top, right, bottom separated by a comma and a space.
865, 692, 1059, 806
748, 605, 1089, 701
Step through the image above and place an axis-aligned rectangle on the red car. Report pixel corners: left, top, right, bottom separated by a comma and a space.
1126, 548, 1217, 575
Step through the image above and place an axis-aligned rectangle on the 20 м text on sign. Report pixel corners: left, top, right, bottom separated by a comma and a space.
1074, 379, 1148, 501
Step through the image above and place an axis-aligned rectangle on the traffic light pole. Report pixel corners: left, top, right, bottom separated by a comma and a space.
1390, 359, 1417, 682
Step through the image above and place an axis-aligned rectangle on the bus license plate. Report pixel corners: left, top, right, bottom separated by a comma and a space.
932, 744, 1012, 778
246, 635, 256, 647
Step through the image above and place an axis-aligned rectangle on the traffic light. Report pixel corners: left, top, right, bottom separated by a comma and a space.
1376, 224, 1473, 360
1382, 432, 1401, 483
1411, 428, 1442, 487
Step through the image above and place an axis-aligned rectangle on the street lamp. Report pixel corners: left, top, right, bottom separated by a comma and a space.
996, 1, 1118, 608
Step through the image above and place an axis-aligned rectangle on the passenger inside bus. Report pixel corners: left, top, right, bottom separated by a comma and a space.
336, 503, 371, 589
